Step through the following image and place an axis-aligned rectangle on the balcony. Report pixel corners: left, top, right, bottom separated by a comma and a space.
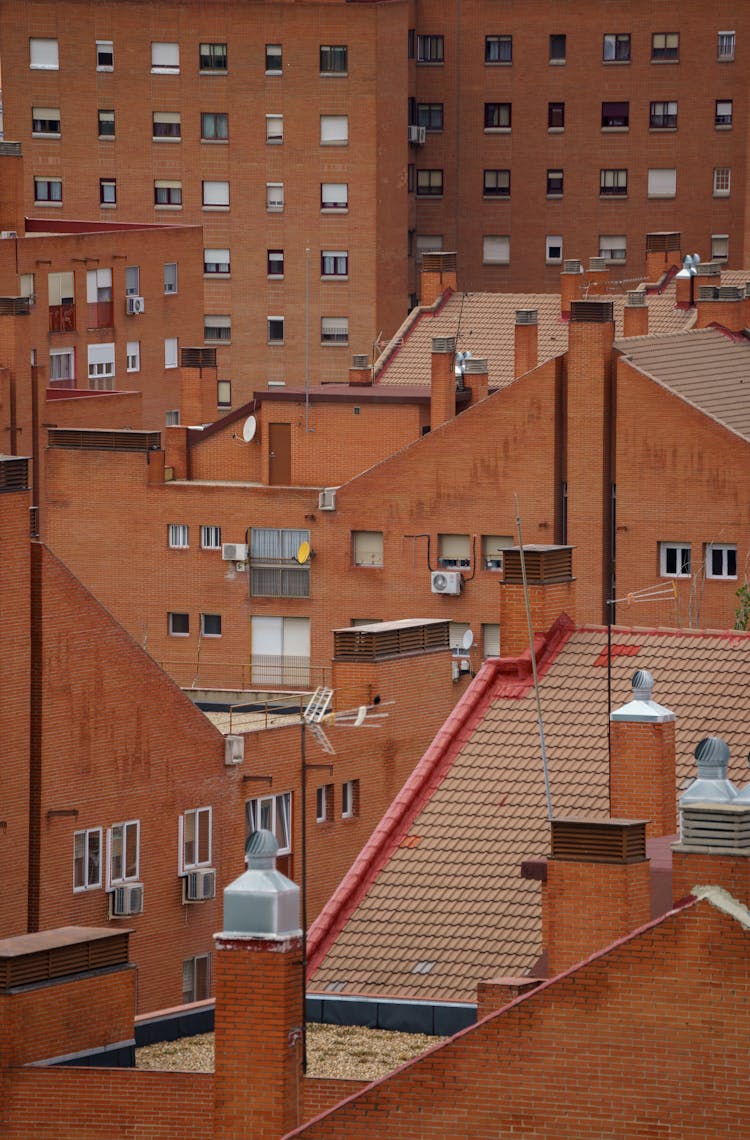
87, 300, 114, 330
49, 303, 76, 333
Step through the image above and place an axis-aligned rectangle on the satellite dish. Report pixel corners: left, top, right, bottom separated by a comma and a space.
354, 705, 367, 728
242, 415, 257, 443
461, 628, 474, 652
296, 540, 311, 564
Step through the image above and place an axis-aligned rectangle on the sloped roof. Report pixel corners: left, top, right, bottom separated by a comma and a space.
309, 625, 750, 1003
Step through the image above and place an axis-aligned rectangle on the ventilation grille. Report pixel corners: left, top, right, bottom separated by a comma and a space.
431, 336, 456, 354
503, 546, 573, 585
0, 296, 30, 316
551, 818, 647, 864
0, 142, 22, 156
570, 300, 614, 323
515, 309, 538, 326
181, 347, 217, 369
680, 804, 750, 850
745, 282, 750, 299
718, 285, 744, 301
334, 621, 449, 661
693, 261, 722, 277
351, 354, 369, 369
0, 931, 130, 991
0, 457, 29, 492
645, 232, 681, 253
626, 291, 646, 307
48, 429, 161, 452
463, 357, 488, 374
563, 259, 583, 273
588, 257, 607, 272
422, 251, 457, 274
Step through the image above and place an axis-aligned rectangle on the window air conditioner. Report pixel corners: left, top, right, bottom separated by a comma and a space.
416, 125, 427, 144
222, 542, 248, 561
185, 868, 217, 902
431, 570, 462, 595
318, 489, 336, 511
111, 882, 144, 917
126, 295, 145, 315
408, 125, 420, 144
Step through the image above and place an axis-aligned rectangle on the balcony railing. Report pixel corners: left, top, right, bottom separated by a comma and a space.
87, 300, 114, 329
157, 656, 324, 692
49, 303, 76, 333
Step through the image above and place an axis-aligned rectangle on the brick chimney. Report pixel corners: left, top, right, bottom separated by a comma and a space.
0, 148, 25, 233
560, 259, 584, 318
348, 353, 372, 387
695, 284, 746, 331
420, 251, 457, 307
675, 258, 721, 308
180, 347, 219, 426
514, 310, 538, 377
331, 618, 453, 707
539, 818, 651, 976
214, 830, 304, 1140
499, 545, 575, 657
609, 669, 676, 838
585, 256, 610, 294
164, 425, 189, 479
645, 232, 681, 283
430, 335, 457, 428
622, 291, 649, 338
462, 356, 488, 405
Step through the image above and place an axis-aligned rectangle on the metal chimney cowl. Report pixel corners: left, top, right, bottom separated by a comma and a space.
679, 737, 738, 806
610, 669, 675, 725
222, 830, 301, 939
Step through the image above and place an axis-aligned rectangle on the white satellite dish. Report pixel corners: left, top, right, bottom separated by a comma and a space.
461, 628, 474, 652
242, 415, 257, 443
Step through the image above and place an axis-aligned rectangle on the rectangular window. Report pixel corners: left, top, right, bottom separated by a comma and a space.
449, 622, 471, 655
352, 531, 383, 567
321, 182, 348, 210
181, 807, 212, 871
165, 337, 178, 368
163, 262, 178, 293
109, 820, 139, 884
154, 180, 182, 207
74, 828, 102, 890
713, 167, 731, 196
482, 623, 500, 658
706, 544, 737, 579
267, 182, 284, 211
125, 266, 140, 296
98, 109, 115, 137
267, 316, 284, 344
265, 44, 282, 74
267, 249, 284, 277
341, 779, 359, 819
438, 533, 470, 568
416, 169, 443, 196
96, 40, 114, 70
126, 341, 140, 373
483, 169, 510, 198
651, 33, 679, 61
483, 235, 510, 265
182, 955, 210, 1004
201, 525, 222, 549
166, 410, 180, 427
152, 42, 179, 73
416, 103, 443, 131
715, 100, 733, 127
32, 106, 60, 136
599, 234, 627, 261
99, 178, 116, 205
48, 269, 74, 312
20, 273, 35, 303
204, 247, 230, 275
203, 180, 229, 208
49, 349, 75, 384
316, 785, 333, 823
30, 38, 59, 70
415, 234, 443, 265
320, 115, 348, 144
87, 342, 115, 388
246, 793, 291, 853
603, 34, 630, 61
417, 35, 444, 63
547, 169, 564, 196
649, 101, 677, 129
168, 611, 189, 636
485, 35, 512, 63
266, 114, 283, 144
201, 112, 228, 141
250, 528, 310, 597
546, 235, 563, 264
601, 101, 629, 128
152, 111, 181, 140
648, 168, 676, 198
549, 34, 566, 62
200, 42, 227, 72
251, 616, 310, 686
168, 523, 189, 549
200, 614, 222, 638
717, 31, 736, 62
548, 102, 565, 129
600, 168, 628, 196
205, 315, 231, 343
660, 542, 691, 578
484, 102, 511, 130
711, 234, 729, 261
321, 250, 348, 277
217, 381, 231, 407
321, 317, 348, 344
34, 178, 62, 204
320, 45, 347, 74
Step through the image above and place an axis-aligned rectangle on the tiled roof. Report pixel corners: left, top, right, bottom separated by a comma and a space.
614, 328, 750, 441
310, 626, 750, 1003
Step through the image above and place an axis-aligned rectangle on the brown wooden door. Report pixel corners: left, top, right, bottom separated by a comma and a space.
268, 422, 291, 485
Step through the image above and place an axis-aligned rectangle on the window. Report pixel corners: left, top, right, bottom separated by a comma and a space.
30, 38, 59, 70
98, 109, 115, 137
650, 101, 677, 129
49, 349, 75, 384
99, 178, 116, 205
321, 317, 348, 344
603, 34, 630, 62
34, 178, 62, 204
125, 266, 140, 295
321, 182, 348, 210
86, 268, 113, 330
87, 343, 115, 388
163, 262, 178, 294
417, 35, 444, 63
154, 180, 182, 207
415, 234, 443, 265
321, 250, 348, 277
200, 614, 222, 638
201, 526, 221, 549
711, 234, 729, 261
168, 523, 189, 549
599, 234, 627, 261
250, 528, 310, 597
546, 235, 563, 264
165, 410, 180, 427
416, 169, 443, 196
204, 248, 230, 275
482, 624, 500, 658
320, 115, 348, 144
19, 274, 35, 303
201, 112, 228, 141
449, 622, 471, 655
417, 104, 443, 131
706, 544, 737, 579
265, 44, 282, 73
48, 271, 75, 332
267, 182, 284, 211
485, 35, 512, 63
717, 31, 736, 61
549, 34, 566, 62
483, 169, 510, 198
484, 102, 511, 130
182, 955, 210, 1004
152, 111, 181, 140
74, 828, 102, 890
205, 315, 231, 343
660, 543, 691, 578
267, 316, 284, 344
251, 616, 310, 685
266, 114, 283, 144
165, 337, 178, 368
217, 381, 231, 407
316, 785, 333, 823
547, 169, 564, 196
352, 531, 383, 567
203, 180, 229, 208
267, 249, 284, 277
600, 168, 628, 196
439, 533, 470, 568
714, 167, 731, 196
96, 40, 114, 70
320, 45, 347, 74
246, 792, 291, 853
109, 820, 139, 884
168, 611, 189, 636
32, 106, 60, 136
483, 235, 510, 265
341, 780, 359, 819
715, 100, 733, 127
200, 42, 227, 72
651, 33, 679, 61
126, 341, 140, 373
647, 168, 676, 198
601, 101, 629, 128
548, 102, 565, 129
152, 42, 179, 73
181, 807, 212, 872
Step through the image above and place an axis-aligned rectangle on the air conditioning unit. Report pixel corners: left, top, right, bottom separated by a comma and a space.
416, 125, 427, 144
407, 125, 420, 144
318, 488, 336, 511
222, 542, 248, 561
184, 867, 217, 902
126, 295, 145, 315
225, 734, 244, 766
111, 882, 144, 917
431, 570, 462, 595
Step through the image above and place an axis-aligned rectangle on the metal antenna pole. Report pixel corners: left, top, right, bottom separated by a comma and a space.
305, 246, 311, 433
300, 720, 308, 1073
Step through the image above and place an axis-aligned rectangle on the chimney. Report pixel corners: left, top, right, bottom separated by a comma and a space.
430, 335, 457, 428
462, 356, 488, 404
560, 259, 584, 318
348, 353, 372, 387
622, 291, 649, 338
164, 425, 189, 480
179, 347, 218, 425
609, 670, 676, 838
499, 545, 575, 656
514, 310, 538, 377
214, 830, 304, 1140
539, 818, 651, 976
695, 284, 746, 332
0, 147, 25, 233
420, 251, 457, 307
331, 618, 452, 707
585, 255, 610, 294
645, 232, 681, 283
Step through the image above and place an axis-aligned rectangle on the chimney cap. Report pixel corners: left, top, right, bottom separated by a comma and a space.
610, 668, 675, 724
431, 335, 456, 354
515, 309, 538, 325
679, 736, 738, 806
220, 829, 301, 940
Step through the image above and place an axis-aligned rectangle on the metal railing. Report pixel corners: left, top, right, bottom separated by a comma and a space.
158, 656, 328, 692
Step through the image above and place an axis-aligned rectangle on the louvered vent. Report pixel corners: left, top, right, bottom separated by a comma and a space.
717, 286, 744, 301
0, 930, 130, 991
431, 336, 456, 354
48, 429, 161, 452
563, 259, 583, 273
181, 347, 217, 369
626, 291, 646, 307
570, 300, 614, 323
422, 251, 457, 274
0, 457, 29, 492
351, 354, 369, 369
503, 546, 573, 585
0, 296, 30, 316
693, 261, 722, 277
645, 232, 681, 253
515, 309, 538, 325
463, 357, 488, 374
744, 282, 750, 299
588, 257, 607, 272
551, 818, 647, 864
680, 804, 750, 850
334, 620, 449, 661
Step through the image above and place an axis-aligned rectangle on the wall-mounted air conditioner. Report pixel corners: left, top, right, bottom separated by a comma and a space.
111, 882, 144, 917
431, 570, 462, 595
222, 542, 248, 561
126, 295, 145, 315
184, 867, 217, 902
318, 489, 336, 511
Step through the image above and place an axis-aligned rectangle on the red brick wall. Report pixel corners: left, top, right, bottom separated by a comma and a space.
500, 580, 575, 657
609, 720, 677, 837
672, 849, 750, 906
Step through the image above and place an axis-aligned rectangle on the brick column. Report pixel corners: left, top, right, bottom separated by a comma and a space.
514, 311, 538, 378
609, 669, 677, 838
622, 293, 649, 338
430, 336, 456, 428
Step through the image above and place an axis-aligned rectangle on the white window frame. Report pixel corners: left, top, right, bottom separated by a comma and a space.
482, 623, 500, 658
202, 180, 230, 209
321, 250, 348, 278
352, 531, 383, 567
126, 341, 140, 373
315, 785, 330, 823
125, 266, 140, 295
30, 38, 59, 70
705, 543, 737, 580
267, 249, 284, 278
179, 807, 212, 873
217, 381, 231, 407
449, 622, 472, 655
166, 410, 180, 427
183, 954, 211, 1003
266, 182, 284, 211
87, 343, 115, 385
168, 611, 190, 636
32, 106, 61, 137
107, 820, 140, 887
711, 234, 729, 262
341, 780, 357, 819
200, 613, 222, 638
204, 248, 230, 275
98, 109, 115, 138
713, 168, 731, 196
200, 42, 227, 72
96, 40, 114, 71
320, 45, 347, 74
165, 337, 179, 368
439, 533, 471, 568
267, 316, 284, 344
546, 235, 563, 264
321, 182, 348, 211
168, 523, 189, 549
659, 542, 691, 578
201, 525, 222, 550
320, 115, 348, 145
246, 792, 291, 854
204, 315, 231, 344
599, 234, 627, 262
715, 100, 733, 127
265, 44, 282, 74
266, 114, 283, 144
151, 41, 180, 73
482, 534, 513, 570
321, 317, 348, 345
49, 348, 75, 383
74, 827, 102, 891
483, 235, 510, 265
163, 262, 178, 294
717, 31, 736, 61
647, 168, 676, 199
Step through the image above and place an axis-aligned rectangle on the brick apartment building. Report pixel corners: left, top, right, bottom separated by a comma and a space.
0, 1, 747, 410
